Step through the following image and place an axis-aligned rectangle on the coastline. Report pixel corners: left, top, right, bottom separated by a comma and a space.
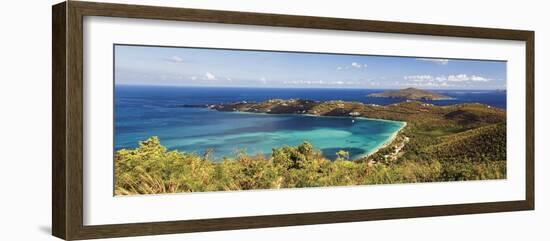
166, 96, 503, 162
223, 109, 408, 160
223, 108, 407, 126
363, 121, 407, 158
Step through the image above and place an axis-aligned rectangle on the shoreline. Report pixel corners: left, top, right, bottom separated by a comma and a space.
205, 108, 408, 161
171, 108, 408, 161
218, 108, 408, 126
363, 122, 407, 158
218, 109, 408, 160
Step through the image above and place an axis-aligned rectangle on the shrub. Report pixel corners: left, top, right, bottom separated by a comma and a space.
115, 137, 506, 195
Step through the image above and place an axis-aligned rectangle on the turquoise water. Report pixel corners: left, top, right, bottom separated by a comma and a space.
116, 100, 405, 160
168, 110, 404, 160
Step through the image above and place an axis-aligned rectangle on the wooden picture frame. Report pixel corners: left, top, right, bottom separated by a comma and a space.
52, 1, 534, 240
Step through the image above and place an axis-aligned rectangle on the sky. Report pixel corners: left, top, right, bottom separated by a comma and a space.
114, 44, 507, 90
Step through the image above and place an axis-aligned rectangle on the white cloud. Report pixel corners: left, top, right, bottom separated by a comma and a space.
416, 58, 450, 65
283, 79, 357, 86
205, 72, 217, 80
396, 81, 455, 88
404, 75, 434, 82
447, 74, 470, 82
260, 77, 267, 84
404, 74, 491, 83
166, 55, 184, 63
351, 62, 361, 68
337, 62, 367, 70
190, 76, 197, 80
471, 75, 490, 82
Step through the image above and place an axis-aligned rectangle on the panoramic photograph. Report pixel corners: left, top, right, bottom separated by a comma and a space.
114, 44, 507, 195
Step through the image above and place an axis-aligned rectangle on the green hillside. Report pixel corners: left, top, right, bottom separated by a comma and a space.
368, 87, 451, 100
427, 122, 506, 162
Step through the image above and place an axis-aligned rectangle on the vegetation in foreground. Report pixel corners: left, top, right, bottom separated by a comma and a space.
115, 134, 506, 195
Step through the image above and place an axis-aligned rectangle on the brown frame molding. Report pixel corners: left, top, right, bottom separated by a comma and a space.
52, 1, 535, 240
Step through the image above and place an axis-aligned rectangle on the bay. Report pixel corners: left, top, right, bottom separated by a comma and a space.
115, 85, 505, 160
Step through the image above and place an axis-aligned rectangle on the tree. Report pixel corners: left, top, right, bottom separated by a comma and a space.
336, 150, 349, 160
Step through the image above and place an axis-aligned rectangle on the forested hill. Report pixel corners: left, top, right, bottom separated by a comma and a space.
193, 98, 505, 128
367, 87, 451, 100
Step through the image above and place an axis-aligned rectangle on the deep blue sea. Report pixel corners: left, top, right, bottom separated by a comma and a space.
115, 86, 506, 160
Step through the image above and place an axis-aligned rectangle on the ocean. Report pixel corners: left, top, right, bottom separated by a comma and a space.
114, 85, 506, 160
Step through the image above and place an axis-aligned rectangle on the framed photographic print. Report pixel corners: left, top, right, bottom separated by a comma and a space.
52, 1, 534, 240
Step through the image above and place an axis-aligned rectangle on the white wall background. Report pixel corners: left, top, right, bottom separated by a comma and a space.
0, 0, 547, 240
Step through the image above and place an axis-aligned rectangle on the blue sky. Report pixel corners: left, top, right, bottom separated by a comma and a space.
115, 45, 507, 90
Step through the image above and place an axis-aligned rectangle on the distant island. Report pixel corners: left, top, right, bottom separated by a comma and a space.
368, 87, 451, 100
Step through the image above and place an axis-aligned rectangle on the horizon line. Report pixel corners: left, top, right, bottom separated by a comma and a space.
114, 83, 506, 91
